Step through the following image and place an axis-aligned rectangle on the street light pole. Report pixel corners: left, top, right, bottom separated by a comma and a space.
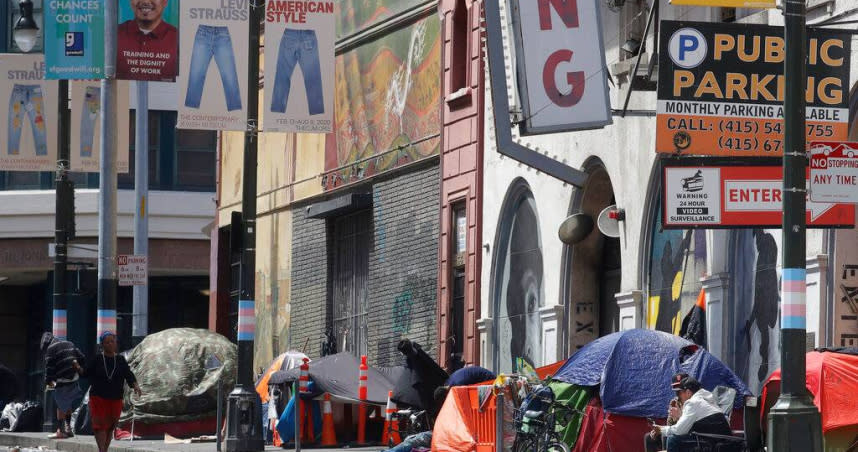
53, 80, 73, 341
224, 1, 264, 451
97, 0, 119, 343
767, 0, 823, 450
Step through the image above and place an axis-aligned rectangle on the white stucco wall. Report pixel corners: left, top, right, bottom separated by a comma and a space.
479, 0, 858, 369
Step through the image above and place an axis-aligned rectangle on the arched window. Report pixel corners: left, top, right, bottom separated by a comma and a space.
491, 180, 543, 373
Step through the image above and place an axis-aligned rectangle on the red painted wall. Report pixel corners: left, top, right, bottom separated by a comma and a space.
437, 0, 485, 370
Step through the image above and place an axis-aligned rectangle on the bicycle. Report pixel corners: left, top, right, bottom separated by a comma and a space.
512, 386, 571, 452
387, 408, 430, 448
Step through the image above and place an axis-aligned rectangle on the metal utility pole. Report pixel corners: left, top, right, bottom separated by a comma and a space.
132, 81, 149, 347
53, 81, 72, 341
225, 1, 264, 451
97, 0, 119, 342
767, 0, 823, 450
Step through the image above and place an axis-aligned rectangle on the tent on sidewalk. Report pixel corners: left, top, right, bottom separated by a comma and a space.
553, 328, 751, 418
431, 362, 567, 452
116, 328, 236, 438
255, 351, 307, 403
267, 352, 406, 406
433, 329, 751, 452
761, 349, 858, 450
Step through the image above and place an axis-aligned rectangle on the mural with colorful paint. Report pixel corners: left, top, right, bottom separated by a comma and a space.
323, 14, 441, 191
730, 229, 782, 394
336, 0, 433, 38
647, 204, 708, 336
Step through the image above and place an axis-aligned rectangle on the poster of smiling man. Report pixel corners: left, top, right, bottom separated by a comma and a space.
117, 0, 180, 81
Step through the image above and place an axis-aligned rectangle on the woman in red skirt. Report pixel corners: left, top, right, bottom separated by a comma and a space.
73, 332, 141, 452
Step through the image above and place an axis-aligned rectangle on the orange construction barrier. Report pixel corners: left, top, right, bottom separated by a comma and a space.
299, 358, 314, 443
382, 390, 401, 446
357, 355, 369, 445
321, 393, 337, 446
432, 385, 498, 452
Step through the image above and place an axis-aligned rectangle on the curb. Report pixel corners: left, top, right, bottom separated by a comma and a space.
0, 433, 163, 452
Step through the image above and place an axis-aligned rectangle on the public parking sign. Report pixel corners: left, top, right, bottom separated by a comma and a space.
810, 141, 858, 203
663, 160, 855, 228
118, 254, 147, 286
656, 21, 850, 156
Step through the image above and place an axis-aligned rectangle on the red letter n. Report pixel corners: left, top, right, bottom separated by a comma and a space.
538, 0, 579, 30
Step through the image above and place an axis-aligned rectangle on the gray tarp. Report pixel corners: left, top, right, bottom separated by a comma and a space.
268, 352, 405, 406
120, 328, 236, 424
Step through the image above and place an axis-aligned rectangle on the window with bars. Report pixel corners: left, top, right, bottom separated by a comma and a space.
449, 204, 467, 366
118, 111, 160, 189
330, 210, 371, 357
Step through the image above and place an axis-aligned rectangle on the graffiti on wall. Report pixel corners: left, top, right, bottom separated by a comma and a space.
731, 229, 782, 394
496, 195, 544, 373
648, 206, 707, 335
323, 16, 441, 191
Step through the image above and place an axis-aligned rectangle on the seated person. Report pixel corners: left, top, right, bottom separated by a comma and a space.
648, 376, 732, 452
645, 372, 688, 452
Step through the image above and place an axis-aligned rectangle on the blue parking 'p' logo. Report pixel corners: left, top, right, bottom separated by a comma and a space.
668, 28, 707, 68
65, 32, 84, 56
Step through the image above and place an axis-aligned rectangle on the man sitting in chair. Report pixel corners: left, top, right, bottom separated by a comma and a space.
648, 376, 732, 452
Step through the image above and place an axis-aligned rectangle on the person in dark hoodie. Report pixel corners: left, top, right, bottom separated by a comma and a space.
40, 332, 85, 438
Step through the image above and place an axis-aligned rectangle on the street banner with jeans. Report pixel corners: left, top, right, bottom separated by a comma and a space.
70, 80, 130, 173
117, 0, 180, 81
264, 0, 335, 133
0, 54, 58, 171
44, 0, 105, 79
177, 0, 248, 131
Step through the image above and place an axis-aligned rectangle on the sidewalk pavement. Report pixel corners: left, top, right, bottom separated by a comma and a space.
0, 432, 385, 452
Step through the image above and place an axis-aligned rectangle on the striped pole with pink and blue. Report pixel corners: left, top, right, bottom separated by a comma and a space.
237, 300, 255, 341
97, 309, 117, 340
781, 268, 806, 330
52, 309, 67, 340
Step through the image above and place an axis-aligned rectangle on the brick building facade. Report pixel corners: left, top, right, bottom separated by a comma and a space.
289, 162, 440, 366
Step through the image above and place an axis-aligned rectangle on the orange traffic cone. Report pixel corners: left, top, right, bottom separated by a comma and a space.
357, 355, 368, 445
321, 393, 337, 446
381, 390, 401, 446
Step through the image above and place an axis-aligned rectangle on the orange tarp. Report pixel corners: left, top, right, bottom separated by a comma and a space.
432, 360, 567, 452
431, 385, 496, 452
764, 351, 858, 433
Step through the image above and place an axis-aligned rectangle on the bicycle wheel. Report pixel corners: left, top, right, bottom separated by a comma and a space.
544, 441, 570, 452
513, 435, 538, 452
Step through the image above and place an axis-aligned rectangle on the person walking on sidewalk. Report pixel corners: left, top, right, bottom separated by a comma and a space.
72, 332, 141, 452
40, 332, 85, 439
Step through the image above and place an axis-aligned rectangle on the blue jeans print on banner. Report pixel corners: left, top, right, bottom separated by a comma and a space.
271, 29, 324, 115
80, 86, 100, 158
184, 25, 242, 112
8, 84, 48, 156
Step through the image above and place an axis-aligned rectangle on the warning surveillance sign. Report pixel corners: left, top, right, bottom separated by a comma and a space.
665, 167, 721, 225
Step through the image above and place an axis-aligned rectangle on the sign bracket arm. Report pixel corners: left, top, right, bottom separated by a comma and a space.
484, 0, 588, 187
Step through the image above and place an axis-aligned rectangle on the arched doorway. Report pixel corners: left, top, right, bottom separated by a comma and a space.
563, 160, 622, 352
490, 179, 544, 373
